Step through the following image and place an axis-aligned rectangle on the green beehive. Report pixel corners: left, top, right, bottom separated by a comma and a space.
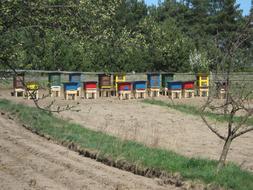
161, 73, 174, 88
48, 72, 61, 87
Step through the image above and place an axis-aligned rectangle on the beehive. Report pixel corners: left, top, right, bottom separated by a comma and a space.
26, 81, 39, 90
69, 73, 81, 82
98, 74, 112, 89
161, 73, 174, 88
133, 81, 146, 90
83, 81, 97, 90
63, 82, 79, 91
48, 72, 61, 86
13, 73, 25, 89
114, 74, 126, 91
147, 73, 160, 89
196, 74, 209, 88
167, 81, 182, 90
69, 73, 82, 87
182, 81, 195, 89
215, 81, 228, 99
117, 82, 132, 91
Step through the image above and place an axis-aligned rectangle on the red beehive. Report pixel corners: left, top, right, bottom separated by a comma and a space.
83, 81, 97, 90
118, 82, 132, 91
182, 81, 195, 89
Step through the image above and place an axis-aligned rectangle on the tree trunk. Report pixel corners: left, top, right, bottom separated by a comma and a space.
217, 136, 233, 171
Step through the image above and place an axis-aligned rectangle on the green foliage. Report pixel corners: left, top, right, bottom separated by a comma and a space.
0, 0, 252, 72
0, 98, 253, 190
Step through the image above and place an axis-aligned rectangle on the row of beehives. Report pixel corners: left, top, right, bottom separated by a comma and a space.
12, 72, 227, 100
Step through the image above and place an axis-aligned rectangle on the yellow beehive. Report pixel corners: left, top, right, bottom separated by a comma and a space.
196, 74, 209, 88
26, 82, 39, 90
114, 74, 126, 91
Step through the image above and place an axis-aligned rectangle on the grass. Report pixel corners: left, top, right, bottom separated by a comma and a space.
0, 98, 252, 190
142, 99, 253, 125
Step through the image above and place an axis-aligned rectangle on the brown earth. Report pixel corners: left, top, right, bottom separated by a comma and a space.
0, 113, 184, 190
1, 89, 253, 172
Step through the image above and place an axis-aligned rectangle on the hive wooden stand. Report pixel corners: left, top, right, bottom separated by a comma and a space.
197, 88, 209, 97
84, 89, 97, 99
168, 89, 182, 99
14, 88, 25, 97
77, 87, 81, 97
65, 90, 77, 100
134, 90, 146, 99
148, 88, 160, 97
99, 88, 115, 97
118, 91, 132, 100
161, 88, 168, 96
26, 90, 39, 100
50, 86, 61, 97
182, 89, 195, 98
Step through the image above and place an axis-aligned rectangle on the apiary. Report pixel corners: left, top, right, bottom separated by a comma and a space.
196, 74, 209, 97
25, 81, 39, 100
98, 74, 112, 88
13, 72, 25, 97
215, 81, 228, 99
133, 81, 146, 99
84, 81, 97, 89
69, 73, 82, 96
147, 73, 160, 88
147, 73, 160, 97
182, 81, 195, 98
83, 81, 97, 99
114, 74, 126, 92
196, 74, 209, 88
63, 82, 79, 100
13, 72, 25, 89
64, 82, 79, 91
48, 72, 61, 86
161, 73, 174, 88
48, 72, 61, 97
98, 74, 114, 97
117, 82, 132, 100
167, 81, 182, 99
167, 81, 182, 90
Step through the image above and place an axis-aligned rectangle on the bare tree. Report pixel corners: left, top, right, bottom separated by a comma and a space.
200, 15, 253, 171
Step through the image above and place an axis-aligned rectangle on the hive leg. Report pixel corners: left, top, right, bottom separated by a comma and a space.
179, 92, 182, 99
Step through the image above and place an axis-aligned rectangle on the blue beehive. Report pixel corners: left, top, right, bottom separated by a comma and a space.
63, 82, 79, 91
147, 73, 160, 88
133, 81, 146, 90
167, 81, 182, 90
69, 73, 82, 87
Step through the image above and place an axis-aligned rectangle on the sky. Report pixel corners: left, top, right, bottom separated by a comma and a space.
144, 0, 251, 16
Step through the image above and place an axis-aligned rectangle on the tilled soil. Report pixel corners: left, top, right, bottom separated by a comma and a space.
0, 114, 181, 190
59, 98, 253, 172
1, 89, 253, 172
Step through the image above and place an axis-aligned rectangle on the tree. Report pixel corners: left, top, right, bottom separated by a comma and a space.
200, 15, 253, 171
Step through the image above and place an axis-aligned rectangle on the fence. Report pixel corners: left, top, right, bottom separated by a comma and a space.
0, 70, 253, 90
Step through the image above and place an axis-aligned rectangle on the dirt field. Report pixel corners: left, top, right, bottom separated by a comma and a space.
0, 113, 184, 190
1, 89, 253, 172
